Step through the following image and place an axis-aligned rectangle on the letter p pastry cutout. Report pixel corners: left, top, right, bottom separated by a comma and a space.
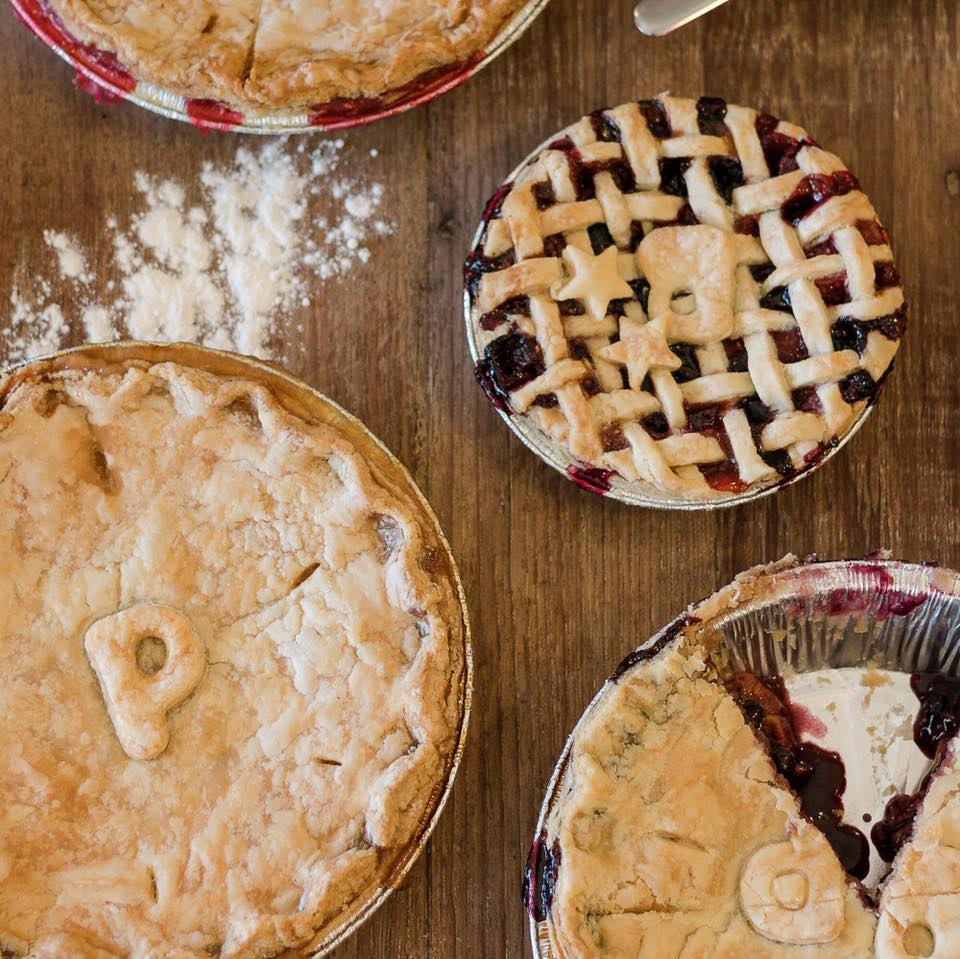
85, 604, 206, 761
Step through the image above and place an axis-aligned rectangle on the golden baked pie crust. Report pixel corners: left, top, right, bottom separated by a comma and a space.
44, 0, 531, 109
0, 357, 464, 959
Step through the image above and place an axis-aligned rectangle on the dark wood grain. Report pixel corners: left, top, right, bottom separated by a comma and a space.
1, 0, 959, 955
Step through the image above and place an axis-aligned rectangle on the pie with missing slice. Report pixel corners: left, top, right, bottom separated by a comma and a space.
466, 96, 905, 502
43, 0, 531, 109
532, 632, 960, 958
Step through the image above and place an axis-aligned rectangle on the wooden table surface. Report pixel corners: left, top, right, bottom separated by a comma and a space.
2, 0, 959, 956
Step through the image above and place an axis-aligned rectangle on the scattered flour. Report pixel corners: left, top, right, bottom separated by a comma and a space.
2, 138, 392, 363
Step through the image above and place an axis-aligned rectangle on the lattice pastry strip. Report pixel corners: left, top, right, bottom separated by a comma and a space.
467, 96, 906, 500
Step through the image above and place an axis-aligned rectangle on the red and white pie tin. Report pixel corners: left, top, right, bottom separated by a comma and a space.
526, 555, 960, 957
10, 0, 551, 133
2, 341, 473, 958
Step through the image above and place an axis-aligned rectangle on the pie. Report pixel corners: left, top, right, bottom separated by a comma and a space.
532, 627, 960, 958
0, 355, 465, 958
466, 96, 906, 501
42, 0, 531, 109
537, 638, 878, 957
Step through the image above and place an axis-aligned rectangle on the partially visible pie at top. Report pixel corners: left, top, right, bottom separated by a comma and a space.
45, 0, 530, 109
466, 96, 906, 501
0, 357, 465, 958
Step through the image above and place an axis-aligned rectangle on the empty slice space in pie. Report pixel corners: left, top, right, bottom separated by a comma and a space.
466, 95, 906, 503
0, 354, 465, 959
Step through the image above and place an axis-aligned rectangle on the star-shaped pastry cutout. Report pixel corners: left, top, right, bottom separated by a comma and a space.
600, 316, 680, 390
555, 245, 634, 322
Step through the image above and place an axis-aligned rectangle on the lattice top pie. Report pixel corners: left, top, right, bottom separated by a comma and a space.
466, 96, 906, 502
0, 356, 464, 958
44, 0, 529, 108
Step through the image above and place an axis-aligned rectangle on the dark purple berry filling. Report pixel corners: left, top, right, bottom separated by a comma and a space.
532, 180, 556, 210
708, 157, 744, 204
670, 343, 701, 383
463, 246, 515, 301
760, 285, 792, 313
724, 338, 749, 372
588, 222, 615, 253
479, 294, 530, 332
566, 464, 614, 494
523, 831, 561, 922
781, 171, 859, 225
726, 673, 870, 881
911, 673, 960, 759
696, 96, 728, 137
839, 370, 878, 404
755, 113, 802, 176
771, 327, 809, 363
815, 273, 850, 307
475, 330, 545, 407
589, 109, 622, 143
658, 157, 691, 197
874, 262, 901, 289
638, 98, 671, 138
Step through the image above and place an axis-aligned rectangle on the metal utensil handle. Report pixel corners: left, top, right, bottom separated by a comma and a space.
633, 0, 730, 36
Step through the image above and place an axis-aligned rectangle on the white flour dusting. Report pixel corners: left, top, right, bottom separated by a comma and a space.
2, 139, 392, 363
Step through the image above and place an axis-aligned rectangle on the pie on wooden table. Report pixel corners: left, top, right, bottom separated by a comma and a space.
467, 96, 906, 502
540, 638, 878, 957
534, 629, 960, 958
43, 0, 530, 108
0, 355, 464, 959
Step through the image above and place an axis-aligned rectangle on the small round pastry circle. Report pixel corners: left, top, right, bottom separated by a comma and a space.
0, 349, 467, 959
739, 832, 845, 944
465, 96, 906, 504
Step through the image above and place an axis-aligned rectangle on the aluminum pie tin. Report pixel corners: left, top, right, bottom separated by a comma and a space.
463, 133, 883, 511
526, 555, 960, 958
10, 0, 551, 133
0, 341, 472, 959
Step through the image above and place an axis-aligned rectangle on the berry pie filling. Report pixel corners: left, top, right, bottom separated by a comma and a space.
529, 567, 960, 958
467, 96, 905, 499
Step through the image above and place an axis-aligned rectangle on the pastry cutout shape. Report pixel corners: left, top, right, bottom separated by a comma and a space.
637, 224, 736, 344
554, 245, 634, 322
84, 604, 206, 761
739, 826, 845, 944
600, 315, 680, 389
